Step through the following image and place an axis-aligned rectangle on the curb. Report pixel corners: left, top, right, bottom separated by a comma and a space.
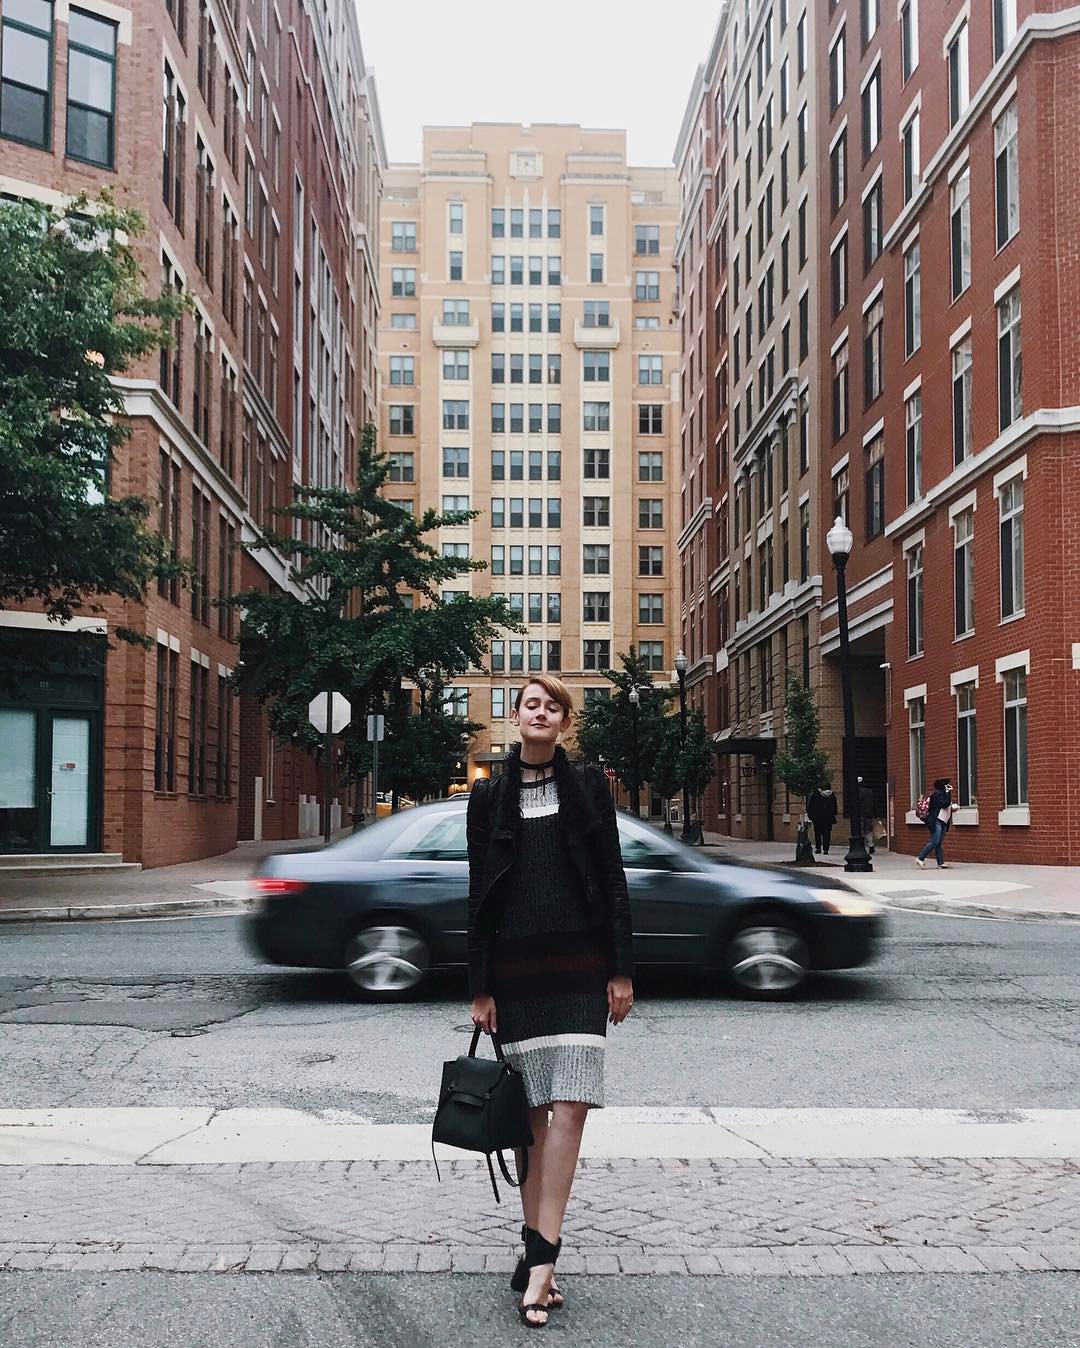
0, 896, 256, 923
877, 895, 1080, 923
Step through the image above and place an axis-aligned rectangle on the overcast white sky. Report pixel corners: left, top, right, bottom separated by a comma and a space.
357, 0, 723, 167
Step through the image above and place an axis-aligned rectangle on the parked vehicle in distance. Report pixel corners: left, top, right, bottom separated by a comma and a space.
248, 797, 884, 1002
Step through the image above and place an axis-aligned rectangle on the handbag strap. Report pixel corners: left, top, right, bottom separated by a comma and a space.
485, 1146, 527, 1204
469, 1024, 506, 1062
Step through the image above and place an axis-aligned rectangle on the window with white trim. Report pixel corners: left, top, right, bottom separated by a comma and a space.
997, 288, 1022, 430
956, 682, 977, 807
1002, 668, 1027, 806
993, 0, 1017, 60
947, 22, 969, 128
907, 542, 924, 657
950, 169, 971, 299
900, 0, 918, 81
953, 507, 975, 637
904, 241, 921, 355
908, 694, 925, 806
995, 104, 1019, 249
902, 111, 920, 203
905, 390, 922, 504
999, 475, 1024, 619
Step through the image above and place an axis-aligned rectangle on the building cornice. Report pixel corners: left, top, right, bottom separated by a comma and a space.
883, 406, 1080, 539
820, 562, 893, 622
727, 575, 824, 655
677, 496, 714, 553
882, 6, 1080, 253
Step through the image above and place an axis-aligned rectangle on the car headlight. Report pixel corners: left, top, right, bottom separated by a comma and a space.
809, 888, 881, 918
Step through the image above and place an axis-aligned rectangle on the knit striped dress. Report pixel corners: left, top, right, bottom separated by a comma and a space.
489, 775, 608, 1109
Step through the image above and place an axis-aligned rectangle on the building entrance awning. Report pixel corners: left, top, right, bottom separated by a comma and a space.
711, 734, 777, 758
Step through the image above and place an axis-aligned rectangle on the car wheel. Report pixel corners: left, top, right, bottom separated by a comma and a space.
343, 923, 430, 1000
724, 918, 810, 999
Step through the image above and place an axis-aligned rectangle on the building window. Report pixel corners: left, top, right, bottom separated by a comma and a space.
953, 507, 975, 637
584, 300, 610, 328
391, 220, 416, 252
833, 465, 850, 523
908, 694, 925, 806
830, 234, 848, 316
900, 0, 918, 81
583, 351, 610, 383
187, 659, 208, 796
861, 65, 882, 158
65, 8, 117, 167
863, 295, 884, 404
950, 169, 971, 299
583, 496, 610, 527
391, 267, 416, 297
583, 448, 609, 480
995, 104, 1019, 249
639, 499, 663, 529
491, 687, 506, 719
999, 475, 1024, 619
829, 27, 846, 111
997, 288, 1022, 430
583, 639, 610, 671
639, 641, 664, 671
797, 103, 808, 172
864, 434, 885, 539
947, 21, 969, 127
907, 543, 924, 657
638, 594, 664, 624
639, 404, 663, 434
994, 0, 1017, 60
635, 271, 660, 301
831, 341, 849, 441
904, 241, 921, 356
863, 178, 882, 270
1002, 668, 1028, 806
799, 501, 810, 581
442, 349, 469, 381
162, 67, 186, 227
954, 682, 977, 808
448, 201, 463, 235
491, 255, 505, 285
442, 399, 469, 430
442, 445, 469, 479
589, 252, 604, 283
389, 355, 414, 386
583, 591, 610, 623
901, 111, 920, 203
638, 452, 662, 482
583, 543, 610, 575
583, 401, 610, 432
589, 204, 604, 236
154, 643, 179, 792
387, 452, 413, 483
391, 313, 417, 330
635, 224, 660, 255
952, 337, 972, 465
830, 131, 847, 214
547, 209, 561, 238
449, 250, 463, 281
215, 673, 233, 798
905, 390, 922, 503
1, 0, 54, 148
639, 545, 663, 576
389, 405, 414, 436
158, 452, 181, 603
443, 298, 469, 326
638, 355, 663, 386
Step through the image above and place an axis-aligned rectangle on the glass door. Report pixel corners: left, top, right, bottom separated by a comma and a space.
0, 708, 40, 852
48, 714, 94, 849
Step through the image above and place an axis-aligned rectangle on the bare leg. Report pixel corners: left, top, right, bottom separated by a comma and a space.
516, 1105, 549, 1232
522, 1101, 589, 1324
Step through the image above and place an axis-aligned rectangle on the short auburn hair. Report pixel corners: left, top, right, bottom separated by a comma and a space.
513, 675, 574, 719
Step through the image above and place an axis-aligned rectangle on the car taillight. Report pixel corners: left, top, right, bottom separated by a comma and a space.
255, 877, 309, 896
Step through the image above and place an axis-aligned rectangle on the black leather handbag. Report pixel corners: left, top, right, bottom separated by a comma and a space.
431, 1027, 534, 1203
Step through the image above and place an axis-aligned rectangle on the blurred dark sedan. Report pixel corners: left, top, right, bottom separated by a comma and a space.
248, 798, 884, 1001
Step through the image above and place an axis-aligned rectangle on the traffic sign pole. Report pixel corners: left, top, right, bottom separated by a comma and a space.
323, 691, 333, 845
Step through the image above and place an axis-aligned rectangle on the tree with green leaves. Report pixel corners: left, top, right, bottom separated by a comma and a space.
233, 422, 517, 781
575, 647, 673, 806
0, 194, 187, 656
648, 715, 684, 834
773, 669, 831, 862
678, 707, 715, 838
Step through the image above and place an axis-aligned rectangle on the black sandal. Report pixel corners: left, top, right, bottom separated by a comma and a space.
511, 1225, 565, 1308
516, 1229, 562, 1329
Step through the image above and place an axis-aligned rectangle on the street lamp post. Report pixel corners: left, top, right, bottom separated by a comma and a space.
826, 516, 873, 873
675, 648, 692, 843
628, 685, 641, 818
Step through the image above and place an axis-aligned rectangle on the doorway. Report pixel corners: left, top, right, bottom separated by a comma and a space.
0, 707, 101, 853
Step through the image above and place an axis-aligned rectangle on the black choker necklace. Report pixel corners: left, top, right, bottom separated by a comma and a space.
520, 754, 556, 773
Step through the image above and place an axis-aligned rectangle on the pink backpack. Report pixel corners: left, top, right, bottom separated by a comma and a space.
915, 793, 932, 822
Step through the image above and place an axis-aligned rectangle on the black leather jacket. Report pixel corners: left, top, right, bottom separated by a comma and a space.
466, 746, 634, 999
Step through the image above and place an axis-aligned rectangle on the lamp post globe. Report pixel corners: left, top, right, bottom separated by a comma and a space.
827, 514, 872, 872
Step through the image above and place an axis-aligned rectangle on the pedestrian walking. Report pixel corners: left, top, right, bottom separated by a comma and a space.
916, 778, 954, 869
467, 675, 634, 1328
857, 777, 876, 855
806, 783, 839, 855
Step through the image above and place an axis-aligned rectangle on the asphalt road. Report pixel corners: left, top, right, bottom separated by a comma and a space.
1, 909, 1079, 1114
2, 1272, 1079, 1348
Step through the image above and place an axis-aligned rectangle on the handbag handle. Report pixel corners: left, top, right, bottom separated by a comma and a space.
469, 1024, 506, 1062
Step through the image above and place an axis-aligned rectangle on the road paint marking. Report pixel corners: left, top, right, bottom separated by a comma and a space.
2, 1107, 1078, 1167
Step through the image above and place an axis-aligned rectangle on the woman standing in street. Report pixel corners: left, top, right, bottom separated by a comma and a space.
466, 675, 634, 1328
916, 778, 954, 868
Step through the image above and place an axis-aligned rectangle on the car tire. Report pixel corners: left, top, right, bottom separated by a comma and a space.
723, 915, 810, 1000
342, 923, 430, 1001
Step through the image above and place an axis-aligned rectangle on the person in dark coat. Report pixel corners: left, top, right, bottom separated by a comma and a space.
806, 784, 839, 855
916, 778, 954, 868
857, 777, 876, 854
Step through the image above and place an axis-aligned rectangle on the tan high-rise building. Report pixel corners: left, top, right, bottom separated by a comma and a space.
379, 124, 679, 796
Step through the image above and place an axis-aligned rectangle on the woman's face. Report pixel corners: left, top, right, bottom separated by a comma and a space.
512, 684, 571, 751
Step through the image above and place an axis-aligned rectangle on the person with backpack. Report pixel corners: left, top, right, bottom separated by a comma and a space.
916, 778, 954, 868
806, 783, 839, 855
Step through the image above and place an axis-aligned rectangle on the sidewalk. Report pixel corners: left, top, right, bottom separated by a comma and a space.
700, 832, 1080, 921
0, 832, 349, 923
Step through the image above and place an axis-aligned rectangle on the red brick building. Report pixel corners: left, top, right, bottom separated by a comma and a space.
815, 0, 1080, 863
0, 0, 384, 865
